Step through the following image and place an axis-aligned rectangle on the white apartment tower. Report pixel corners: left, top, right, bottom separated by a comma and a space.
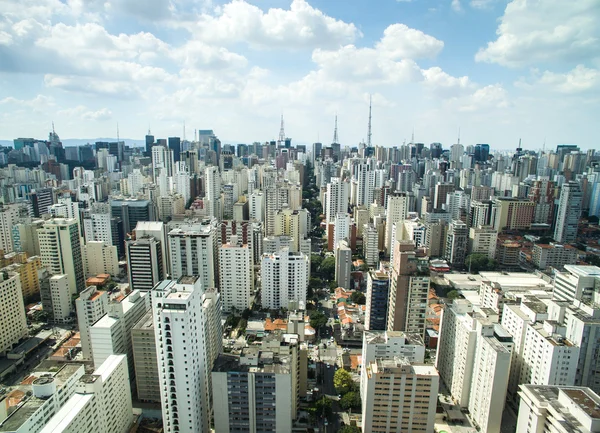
261, 248, 309, 310
554, 181, 582, 244
385, 194, 408, 255
153, 277, 221, 433
219, 237, 252, 313
205, 166, 222, 220
0, 204, 22, 253
333, 213, 351, 251
83, 202, 114, 245
325, 177, 349, 224
38, 218, 85, 294
75, 286, 108, 361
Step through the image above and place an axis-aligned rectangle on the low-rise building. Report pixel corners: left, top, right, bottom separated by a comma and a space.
532, 243, 577, 270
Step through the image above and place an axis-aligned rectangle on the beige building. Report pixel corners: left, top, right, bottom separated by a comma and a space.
0, 272, 28, 356
131, 311, 160, 403
492, 198, 535, 231
361, 357, 438, 433
82, 241, 119, 277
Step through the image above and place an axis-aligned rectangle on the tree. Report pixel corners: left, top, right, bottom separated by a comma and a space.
588, 215, 599, 225
241, 308, 251, 320
334, 368, 354, 394
310, 310, 328, 330
465, 253, 498, 274
350, 291, 366, 305
339, 391, 361, 411
358, 263, 370, 272
319, 257, 336, 281
309, 277, 323, 290
587, 255, 600, 267
339, 425, 361, 433
311, 255, 323, 274
310, 397, 332, 420
447, 290, 460, 300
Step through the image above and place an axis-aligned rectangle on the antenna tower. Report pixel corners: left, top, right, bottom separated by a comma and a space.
333, 115, 339, 144
117, 122, 120, 142
183, 121, 186, 141
457, 127, 461, 145
367, 95, 372, 147
278, 114, 285, 142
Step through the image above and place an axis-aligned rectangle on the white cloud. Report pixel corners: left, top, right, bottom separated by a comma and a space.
0, 94, 55, 108
422, 67, 475, 97
517, 65, 600, 94
376, 24, 444, 59
470, 0, 495, 9
476, 0, 600, 67
193, 0, 360, 49
451, 0, 462, 12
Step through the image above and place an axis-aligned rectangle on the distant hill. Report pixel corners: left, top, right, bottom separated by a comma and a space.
0, 138, 144, 148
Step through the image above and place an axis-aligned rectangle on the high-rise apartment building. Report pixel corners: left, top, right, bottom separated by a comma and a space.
261, 249, 309, 310
445, 220, 468, 267
492, 197, 535, 231
0, 272, 28, 356
0, 204, 22, 253
75, 285, 108, 360
385, 194, 408, 255
82, 241, 119, 277
325, 177, 349, 224
468, 225, 498, 259
363, 223, 379, 267
39, 355, 133, 433
131, 311, 160, 403
361, 358, 438, 433
83, 202, 114, 245
205, 166, 222, 220
38, 218, 85, 294
333, 212, 351, 251
153, 277, 222, 433
334, 239, 352, 290
516, 385, 600, 433
387, 241, 429, 337
554, 180, 583, 244
219, 238, 252, 313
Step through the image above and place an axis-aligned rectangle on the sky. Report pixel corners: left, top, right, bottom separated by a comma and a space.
0, 0, 598, 150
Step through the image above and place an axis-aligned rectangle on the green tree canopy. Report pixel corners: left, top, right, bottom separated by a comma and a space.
311, 397, 332, 420
309, 311, 328, 329
334, 368, 355, 394
339, 425, 361, 433
447, 290, 460, 300
339, 391, 361, 411
466, 253, 498, 274
350, 291, 366, 305
319, 257, 336, 281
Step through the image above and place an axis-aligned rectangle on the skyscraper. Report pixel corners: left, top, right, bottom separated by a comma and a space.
554, 181, 583, 244
205, 166, 222, 221
261, 248, 309, 310
219, 237, 252, 313
168, 136, 181, 162
365, 270, 390, 331
126, 236, 165, 292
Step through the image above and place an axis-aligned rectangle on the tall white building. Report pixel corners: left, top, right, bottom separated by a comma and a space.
75, 286, 108, 360
249, 190, 265, 222
0, 204, 22, 253
219, 237, 252, 313
38, 218, 85, 294
261, 248, 309, 310
127, 169, 145, 196
83, 202, 114, 245
0, 272, 28, 356
516, 385, 600, 433
89, 290, 150, 386
553, 265, 600, 303
205, 166, 221, 220
333, 213, 351, 251
468, 225, 498, 259
48, 274, 74, 323
353, 160, 375, 207
325, 177, 349, 224
153, 277, 222, 433
39, 355, 133, 433
152, 145, 174, 180
554, 181, 582, 244
385, 195, 408, 255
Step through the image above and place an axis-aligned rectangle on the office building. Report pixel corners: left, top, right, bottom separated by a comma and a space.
261, 249, 309, 310
75, 286, 108, 360
554, 181, 583, 244
39, 355, 133, 433
365, 270, 390, 331
492, 197, 535, 231
29, 188, 55, 217
38, 218, 85, 294
110, 198, 155, 239
219, 238, 252, 313
126, 235, 165, 291
131, 311, 160, 403
153, 277, 222, 433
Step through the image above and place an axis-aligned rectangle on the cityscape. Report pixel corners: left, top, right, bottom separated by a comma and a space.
1, 1, 599, 433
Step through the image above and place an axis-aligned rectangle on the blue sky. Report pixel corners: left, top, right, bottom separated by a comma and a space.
0, 0, 598, 150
